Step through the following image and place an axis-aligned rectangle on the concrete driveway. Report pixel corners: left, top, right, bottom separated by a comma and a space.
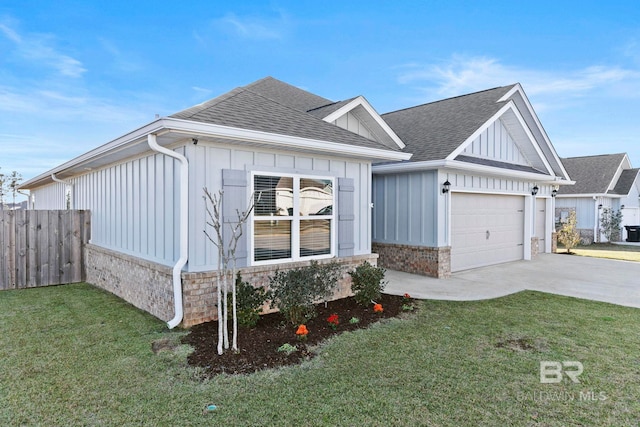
385, 253, 640, 309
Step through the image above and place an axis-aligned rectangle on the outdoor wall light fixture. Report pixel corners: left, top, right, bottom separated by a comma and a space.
621, 205, 625, 209
442, 180, 451, 194
551, 189, 558, 198
531, 185, 539, 196
192, 138, 199, 145
598, 204, 603, 209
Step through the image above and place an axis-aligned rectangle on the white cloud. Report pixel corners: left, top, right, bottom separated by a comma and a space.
191, 86, 213, 97
215, 12, 288, 40
397, 55, 640, 101
0, 20, 86, 78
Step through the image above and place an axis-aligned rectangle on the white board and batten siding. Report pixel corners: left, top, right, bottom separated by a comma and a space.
554, 197, 596, 230
33, 150, 183, 266
333, 110, 375, 140
186, 143, 372, 272
31, 143, 372, 272
32, 182, 67, 210
462, 119, 529, 166
372, 171, 439, 247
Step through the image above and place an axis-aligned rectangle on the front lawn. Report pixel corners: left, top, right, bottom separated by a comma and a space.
557, 242, 640, 262
1, 284, 639, 426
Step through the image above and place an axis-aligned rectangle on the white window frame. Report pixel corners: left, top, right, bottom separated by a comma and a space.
249, 171, 336, 266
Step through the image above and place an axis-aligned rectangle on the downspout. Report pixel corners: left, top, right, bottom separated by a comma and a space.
593, 196, 599, 243
17, 190, 32, 209
147, 133, 189, 329
51, 173, 73, 209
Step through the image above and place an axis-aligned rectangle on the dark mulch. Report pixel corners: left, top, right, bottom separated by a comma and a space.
182, 294, 414, 377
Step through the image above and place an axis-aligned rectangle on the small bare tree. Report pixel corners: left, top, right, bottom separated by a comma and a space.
203, 187, 253, 354
0, 171, 5, 210
557, 210, 580, 254
8, 171, 22, 207
599, 207, 623, 243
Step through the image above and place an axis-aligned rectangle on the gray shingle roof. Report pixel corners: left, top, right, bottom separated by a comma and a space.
306, 97, 357, 118
244, 77, 332, 112
170, 77, 398, 151
613, 168, 640, 195
454, 155, 545, 174
557, 153, 627, 195
381, 85, 516, 161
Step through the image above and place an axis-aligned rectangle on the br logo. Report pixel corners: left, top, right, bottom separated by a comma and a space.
540, 361, 583, 383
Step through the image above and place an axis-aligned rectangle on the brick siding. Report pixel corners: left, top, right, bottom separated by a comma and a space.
372, 242, 451, 278
85, 243, 377, 328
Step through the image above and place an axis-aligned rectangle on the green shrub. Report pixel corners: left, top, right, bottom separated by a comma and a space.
349, 261, 387, 306
268, 260, 341, 325
227, 272, 268, 328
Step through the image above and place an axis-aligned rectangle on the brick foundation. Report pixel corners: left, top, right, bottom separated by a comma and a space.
85, 244, 174, 321
181, 254, 377, 327
372, 242, 451, 278
85, 244, 377, 328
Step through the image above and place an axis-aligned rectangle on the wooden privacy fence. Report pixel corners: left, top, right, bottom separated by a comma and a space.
0, 210, 91, 290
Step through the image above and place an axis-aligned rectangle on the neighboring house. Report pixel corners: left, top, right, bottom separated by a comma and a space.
19, 77, 410, 327
555, 153, 640, 243
372, 84, 572, 277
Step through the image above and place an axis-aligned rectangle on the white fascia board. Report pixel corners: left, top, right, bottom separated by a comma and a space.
163, 117, 411, 161
321, 96, 406, 149
506, 104, 555, 175
499, 84, 571, 181
373, 158, 575, 182
21, 117, 411, 189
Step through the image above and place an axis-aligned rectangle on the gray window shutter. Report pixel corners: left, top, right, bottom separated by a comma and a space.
222, 169, 249, 267
337, 177, 355, 257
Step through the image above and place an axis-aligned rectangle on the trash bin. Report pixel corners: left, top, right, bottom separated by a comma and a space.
624, 225, 640, 242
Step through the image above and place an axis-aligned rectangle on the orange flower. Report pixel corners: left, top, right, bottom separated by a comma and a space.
403, 293, 411, 299
296, 324, 309, 336
373, 303, 384, 313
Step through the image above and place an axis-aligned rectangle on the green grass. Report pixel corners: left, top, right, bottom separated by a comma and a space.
557, 242, 640, 262
1, 284, 639, 426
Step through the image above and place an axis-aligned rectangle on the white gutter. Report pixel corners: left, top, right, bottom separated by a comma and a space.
51, 173, 74, 209
147, 134, 189, 329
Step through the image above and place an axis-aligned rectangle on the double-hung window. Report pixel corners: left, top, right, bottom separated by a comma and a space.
252, 173, 335, 263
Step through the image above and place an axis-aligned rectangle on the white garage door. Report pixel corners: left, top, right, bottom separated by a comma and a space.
451, 193, 525, 272
535, 199, 546, 252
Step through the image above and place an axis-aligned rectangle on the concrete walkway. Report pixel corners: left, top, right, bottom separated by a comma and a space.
385, 253, 640, 309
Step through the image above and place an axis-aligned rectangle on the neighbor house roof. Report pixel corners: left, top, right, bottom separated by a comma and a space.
170, 77, 398, 152
613, 168, 640, 195
381, 85, 516, 162
557, 153, 627, 195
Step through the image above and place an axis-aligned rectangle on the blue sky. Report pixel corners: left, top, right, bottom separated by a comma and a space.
2, 0, 640, 197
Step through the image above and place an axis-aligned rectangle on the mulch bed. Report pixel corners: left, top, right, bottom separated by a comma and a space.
182, 293, 413, 377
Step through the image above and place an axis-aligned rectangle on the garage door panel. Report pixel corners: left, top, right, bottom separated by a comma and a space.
451, 193, 525, 272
